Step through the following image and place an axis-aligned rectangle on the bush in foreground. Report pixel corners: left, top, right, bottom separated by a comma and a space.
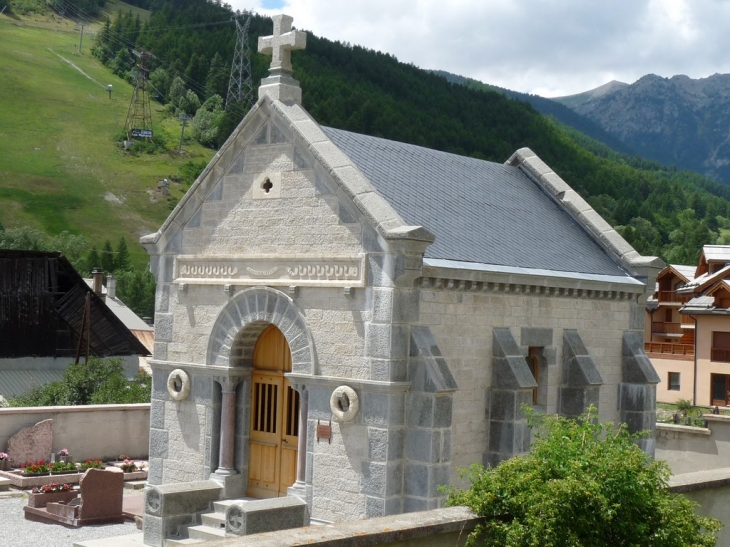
444, 406, 721, 546
10, 357, 151, 407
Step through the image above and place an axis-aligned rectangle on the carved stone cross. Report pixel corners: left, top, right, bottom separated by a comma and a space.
258, 14, 307, 75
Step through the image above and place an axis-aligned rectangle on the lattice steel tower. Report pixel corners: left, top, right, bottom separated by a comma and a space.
124, 50, 154, 140
226, 15, 254, 112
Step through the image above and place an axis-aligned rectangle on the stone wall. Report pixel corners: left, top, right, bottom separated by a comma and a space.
668, 467, 730, 547
419, 286, 633, 484
0, 404, 149, 461
169, 506, 480, 547
656, 415, 730, 475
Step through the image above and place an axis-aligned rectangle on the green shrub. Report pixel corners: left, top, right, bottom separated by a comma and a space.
9, 357, 150, 407
7, 0, 47, 15
444, 406, 721, 546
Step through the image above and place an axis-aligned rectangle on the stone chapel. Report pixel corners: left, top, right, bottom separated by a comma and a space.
139, 14, 663, 544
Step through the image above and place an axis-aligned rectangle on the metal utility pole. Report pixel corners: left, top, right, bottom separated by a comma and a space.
78, 22, 86, 54
124, 50, 154, 141
178, 113, 191, 153
226, 14, 254, 112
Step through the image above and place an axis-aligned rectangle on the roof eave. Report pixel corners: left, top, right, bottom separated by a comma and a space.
506, 147, 665, 280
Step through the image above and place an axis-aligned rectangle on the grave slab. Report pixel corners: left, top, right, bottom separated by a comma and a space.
8, 419, 53, 466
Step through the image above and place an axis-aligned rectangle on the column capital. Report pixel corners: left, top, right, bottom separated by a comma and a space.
214, 374, 248, 393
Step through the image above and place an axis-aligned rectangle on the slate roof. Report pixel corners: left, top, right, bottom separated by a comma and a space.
702, 245, 730, 263
323, 127, 629, 277
671, 265, 696, 283
84, 279, 153, 331
0, 369, 64, 398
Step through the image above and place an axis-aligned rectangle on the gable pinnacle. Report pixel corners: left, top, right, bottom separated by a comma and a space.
257, 14, 307, 104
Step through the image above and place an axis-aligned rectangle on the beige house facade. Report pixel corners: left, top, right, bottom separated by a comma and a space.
647, 247, 730, 407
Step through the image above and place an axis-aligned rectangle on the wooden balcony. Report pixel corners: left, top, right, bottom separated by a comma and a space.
711, 348, 730, 363
658, 291, 690, 303
652, 322, 683, 335
680, 315, 695, 326
645, 342, 694, 357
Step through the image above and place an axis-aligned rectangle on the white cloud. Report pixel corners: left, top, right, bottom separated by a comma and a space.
229, 0, 730, 97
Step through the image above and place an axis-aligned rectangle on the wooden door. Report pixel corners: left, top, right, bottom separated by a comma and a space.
711, 374, 730, 407
247, 325, 299, 498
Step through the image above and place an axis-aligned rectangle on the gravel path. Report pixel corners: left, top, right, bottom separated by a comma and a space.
0, 492, 141, 547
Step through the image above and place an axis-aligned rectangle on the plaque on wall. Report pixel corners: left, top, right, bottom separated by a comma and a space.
316, 420, 332, 444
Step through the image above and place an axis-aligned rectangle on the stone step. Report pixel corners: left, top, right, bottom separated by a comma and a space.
186, 524, 227, 541
124, 480, 147, 490
164, 537, 204, 546
0, 478, 11, 492
200, 511, 226, 529
212, 497, 252, 513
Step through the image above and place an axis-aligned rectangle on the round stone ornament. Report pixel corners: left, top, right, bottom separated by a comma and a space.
167, 369, 191, 401
330, 385, 359, 422
146, 489, 161, 515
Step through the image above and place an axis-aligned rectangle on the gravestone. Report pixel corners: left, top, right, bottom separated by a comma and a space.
25, 468, 125, 526
8, 419, 53, 465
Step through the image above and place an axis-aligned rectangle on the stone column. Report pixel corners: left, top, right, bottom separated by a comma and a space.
216, 378, 240, 476
288, 385, 308, 498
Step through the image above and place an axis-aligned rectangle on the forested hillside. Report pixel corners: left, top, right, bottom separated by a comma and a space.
5, 0, 730, 270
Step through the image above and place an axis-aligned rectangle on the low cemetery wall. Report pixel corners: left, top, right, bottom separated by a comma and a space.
668, 467, 730, 547
0, 403, 150, 462
171, 506, 480, 547
656, 414, 730, 475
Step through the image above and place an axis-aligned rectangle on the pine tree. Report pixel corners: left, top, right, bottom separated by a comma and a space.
101, 240, 115, 273
205, 53, 228, 99
86, 247, 100, 274
115, 237, 131, 272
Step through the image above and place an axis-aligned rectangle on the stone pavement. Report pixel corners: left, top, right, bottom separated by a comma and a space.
0, 488, 142, 547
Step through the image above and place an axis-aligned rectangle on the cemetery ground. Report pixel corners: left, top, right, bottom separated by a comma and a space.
0, 486, 142, 547
0, 10, 214, 268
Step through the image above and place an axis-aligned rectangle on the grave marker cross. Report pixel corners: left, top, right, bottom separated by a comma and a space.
258, 14, 306, 74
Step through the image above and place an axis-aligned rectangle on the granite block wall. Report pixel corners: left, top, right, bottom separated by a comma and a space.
418, 285, 633, 485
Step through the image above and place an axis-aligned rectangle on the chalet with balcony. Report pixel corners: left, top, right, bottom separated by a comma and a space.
647, 246, 730, 406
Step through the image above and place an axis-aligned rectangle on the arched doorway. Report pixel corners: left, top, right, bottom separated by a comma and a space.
247, 324, 300, 498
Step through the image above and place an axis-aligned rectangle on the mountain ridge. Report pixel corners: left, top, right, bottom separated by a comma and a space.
554, 73, 730, 185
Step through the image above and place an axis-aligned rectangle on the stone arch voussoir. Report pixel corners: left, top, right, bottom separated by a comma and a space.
207, 286, 315, 374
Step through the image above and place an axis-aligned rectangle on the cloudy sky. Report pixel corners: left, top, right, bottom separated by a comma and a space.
227, 0, 730, 97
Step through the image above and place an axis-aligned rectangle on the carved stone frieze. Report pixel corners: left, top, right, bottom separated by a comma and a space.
174, 255, 366, 288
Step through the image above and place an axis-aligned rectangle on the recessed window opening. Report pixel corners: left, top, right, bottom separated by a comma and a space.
668, 372, 680, 391
526, 348, 539, 405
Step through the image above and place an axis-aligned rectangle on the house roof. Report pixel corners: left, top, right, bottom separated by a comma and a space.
706, 280, 730, 297
0, 369, 65, 398
0, 250, 149, 359
83, 280, 153, 332
681, 295, 717, 312
702, 245, 730, 263
670, 265, 696, 283
324, 127, 630, 277
680, 264, 730, 294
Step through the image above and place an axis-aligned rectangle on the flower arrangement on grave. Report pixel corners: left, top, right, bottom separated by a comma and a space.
59, 448, 69, 456
0, 452, 9, 471
57, 448, 72, 464
0, 452, 8, 460
120, 459, 138, 473
32, 482, 71, 494
50, 461, 77, 473
22, 460, 50, 475
79, 458, 104, 470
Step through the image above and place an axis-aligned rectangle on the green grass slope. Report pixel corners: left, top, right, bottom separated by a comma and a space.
0, 12, 214, 266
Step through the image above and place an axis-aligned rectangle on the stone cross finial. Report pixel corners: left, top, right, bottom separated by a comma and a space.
258, 14, 306, 75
